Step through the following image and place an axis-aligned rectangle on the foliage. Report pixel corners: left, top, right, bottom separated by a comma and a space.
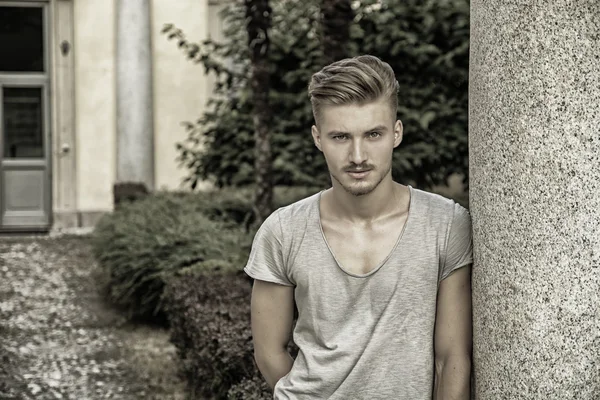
192, 185, 321, 228
355, 0, 471, 189
91, 190, 252, 322
163, 0, 326, 189
163, 270, 298, 399
163, 0, 470, 190
91, 186, 319, 322
320, 0, 354, 65
227, 376, 272, 400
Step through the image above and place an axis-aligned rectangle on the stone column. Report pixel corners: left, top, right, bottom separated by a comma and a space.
116, 0, 154, 191
469, 2, 600, 399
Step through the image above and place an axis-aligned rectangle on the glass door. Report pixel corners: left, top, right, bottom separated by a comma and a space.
0, 2, 51, 231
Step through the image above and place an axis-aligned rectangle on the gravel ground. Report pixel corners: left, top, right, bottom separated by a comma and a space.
0, 234, 188, 400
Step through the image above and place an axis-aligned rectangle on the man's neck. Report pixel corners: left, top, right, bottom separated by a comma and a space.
324, 179, 405, 224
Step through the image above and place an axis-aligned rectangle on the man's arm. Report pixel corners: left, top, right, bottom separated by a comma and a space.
433, 264, 472, 400
251, 279, 295, 389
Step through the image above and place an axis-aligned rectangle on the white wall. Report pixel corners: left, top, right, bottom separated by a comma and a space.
73, 0, 116, 211
151, 0, 214, 191
72, 0, 220, 218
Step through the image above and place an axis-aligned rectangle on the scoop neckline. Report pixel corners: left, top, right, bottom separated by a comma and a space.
316, 185, 413, 278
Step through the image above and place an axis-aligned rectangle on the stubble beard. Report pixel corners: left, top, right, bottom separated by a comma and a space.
330, 162, 392, 197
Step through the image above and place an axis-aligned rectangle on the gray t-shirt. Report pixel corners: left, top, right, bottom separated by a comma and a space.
244, 185, 473, 399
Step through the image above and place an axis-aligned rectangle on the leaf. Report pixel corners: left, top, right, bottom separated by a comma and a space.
419, 111, 437, 130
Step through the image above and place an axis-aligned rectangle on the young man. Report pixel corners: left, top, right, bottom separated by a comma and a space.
244, 55, 473, 399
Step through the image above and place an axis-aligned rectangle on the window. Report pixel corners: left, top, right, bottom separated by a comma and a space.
0, 6, 44, 72
3, 87, 44, 158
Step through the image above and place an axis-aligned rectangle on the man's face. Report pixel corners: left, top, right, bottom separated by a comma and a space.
311, 98, 403, 196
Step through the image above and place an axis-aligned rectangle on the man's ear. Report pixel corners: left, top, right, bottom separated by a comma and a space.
311, 125, 323, 151
393, 120, 403, 148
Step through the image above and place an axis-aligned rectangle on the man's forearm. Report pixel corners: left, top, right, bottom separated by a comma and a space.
255, 349, 295, 389
433, 356, 471, 400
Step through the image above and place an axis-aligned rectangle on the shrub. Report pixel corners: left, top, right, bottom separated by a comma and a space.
113, 181, 150, 207
91, 190, 251, 323
163, 269, 298, 399
92, 186, 318, 323
193, 185, 322, 229
227, 376, 272, 400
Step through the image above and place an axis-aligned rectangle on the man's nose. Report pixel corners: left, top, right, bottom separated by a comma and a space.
349, 139, 367, 165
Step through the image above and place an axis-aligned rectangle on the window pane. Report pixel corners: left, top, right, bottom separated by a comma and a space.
0, 7, 44, 72
3, 87, 44, 158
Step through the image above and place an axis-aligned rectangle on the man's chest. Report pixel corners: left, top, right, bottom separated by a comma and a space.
288, 222, 442, 330
321, 213, 409, 275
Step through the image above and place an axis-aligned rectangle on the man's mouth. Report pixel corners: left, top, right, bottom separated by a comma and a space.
346, 169, 371, 178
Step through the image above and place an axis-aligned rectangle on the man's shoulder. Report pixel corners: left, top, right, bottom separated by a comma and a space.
411, 186, 458, 211
274, 190, 321, 221
408, 187, 470, 236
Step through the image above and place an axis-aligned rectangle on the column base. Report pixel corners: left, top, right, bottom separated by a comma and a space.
52, 210, 109, 230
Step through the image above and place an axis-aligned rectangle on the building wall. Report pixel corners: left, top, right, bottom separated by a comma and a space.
73, 0, 117, 212
72, 0, 219, 222
151, 0, 212, 191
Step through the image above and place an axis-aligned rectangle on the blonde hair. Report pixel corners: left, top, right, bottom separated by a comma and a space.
308, 55, 399, 125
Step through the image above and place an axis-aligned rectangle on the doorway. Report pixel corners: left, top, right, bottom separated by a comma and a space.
0, 2, 51, 232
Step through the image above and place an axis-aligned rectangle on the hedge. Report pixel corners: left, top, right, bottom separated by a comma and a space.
163, 269, 299, 399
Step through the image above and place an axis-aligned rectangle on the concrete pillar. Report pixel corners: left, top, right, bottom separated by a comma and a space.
116, 0, 154, 190
469, 2, 600, 398
52, 0, 78, 229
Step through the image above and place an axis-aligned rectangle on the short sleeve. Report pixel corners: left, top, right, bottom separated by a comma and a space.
243, 209, 294, 286
440, 202, 473, 281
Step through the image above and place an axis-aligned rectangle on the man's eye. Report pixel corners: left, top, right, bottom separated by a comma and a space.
369, 131, 381, 138
333, 135, 347, 140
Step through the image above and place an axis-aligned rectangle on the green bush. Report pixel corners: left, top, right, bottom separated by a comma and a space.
163, 269, 298, 399
227, 376, 272, 400
197, 185, 322, 229
92, 186, 319, 322
91, 190, 252, 322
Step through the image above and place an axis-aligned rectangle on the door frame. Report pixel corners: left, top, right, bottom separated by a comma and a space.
0, 1, 52, 232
